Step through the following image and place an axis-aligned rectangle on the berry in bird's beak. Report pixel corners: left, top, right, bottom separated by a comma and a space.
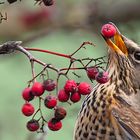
101, 23, 128, 56
101, 24, 116, 38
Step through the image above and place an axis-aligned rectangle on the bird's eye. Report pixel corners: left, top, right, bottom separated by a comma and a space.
134, 52, 140, 60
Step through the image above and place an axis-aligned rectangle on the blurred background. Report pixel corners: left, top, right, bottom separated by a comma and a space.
0, 0, 140, 140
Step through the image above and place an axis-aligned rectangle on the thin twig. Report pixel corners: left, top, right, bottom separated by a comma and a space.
70, 41, 95, 56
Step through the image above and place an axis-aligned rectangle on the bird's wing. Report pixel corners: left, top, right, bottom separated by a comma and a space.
111, 98, 140, 139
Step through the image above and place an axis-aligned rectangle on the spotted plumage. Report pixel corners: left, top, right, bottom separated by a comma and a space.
74, 24, 140, 140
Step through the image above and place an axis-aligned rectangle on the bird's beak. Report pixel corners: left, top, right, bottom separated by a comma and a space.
102, 23, 128, 56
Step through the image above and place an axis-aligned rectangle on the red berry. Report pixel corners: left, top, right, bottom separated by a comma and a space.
95, 71, 109, 84
78, 82, 91, 95
43, 0, 54, 6
64, 80, 77, 93
31, 82, 45, 96
26, 119, 39, 132
54, 106, 67, 120
86, 67, 99, 80
22, 103, 35, 117
101, 23, 116, 38
70, 92, 81, 103
58, 89, 69, 102
22, 87, 34, 101
44, 95, 57, 109
48, 118, 62, 131
43, 79, 56, 91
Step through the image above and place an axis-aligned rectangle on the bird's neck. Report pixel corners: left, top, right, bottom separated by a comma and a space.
107, 55, 137, 95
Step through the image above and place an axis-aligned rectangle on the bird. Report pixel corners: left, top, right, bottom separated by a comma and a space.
74, 23, 140, 140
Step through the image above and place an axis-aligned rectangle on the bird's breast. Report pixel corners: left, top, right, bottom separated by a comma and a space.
74, 84, 124, 140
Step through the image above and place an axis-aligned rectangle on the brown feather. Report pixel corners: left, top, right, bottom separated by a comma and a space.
112, 98, 140, 139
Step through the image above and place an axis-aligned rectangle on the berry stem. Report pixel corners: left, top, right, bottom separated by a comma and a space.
30, 60, 36, 82
32, 108, 40, 119
55, 73, 69, 96
24, 47, 76, 60
29, 65, 46, 83
38, 97, 47, 122
29, 64, 59, 84
24, 41, 95, 60
65, 60, 73, 75
60, 67, 86, 71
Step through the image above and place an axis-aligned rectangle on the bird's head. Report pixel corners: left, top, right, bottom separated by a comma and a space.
102, 23, 140, 94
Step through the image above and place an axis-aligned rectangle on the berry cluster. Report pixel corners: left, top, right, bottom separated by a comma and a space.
21, 67, 109, 132
58, 80, 91, 103
21, 79, 92, 132
21, 79, 62, 132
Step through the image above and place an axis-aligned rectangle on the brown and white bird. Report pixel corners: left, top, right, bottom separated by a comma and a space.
74, 23, 140, 140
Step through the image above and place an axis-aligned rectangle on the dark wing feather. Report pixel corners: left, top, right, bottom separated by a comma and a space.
111, 101, 140, 139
